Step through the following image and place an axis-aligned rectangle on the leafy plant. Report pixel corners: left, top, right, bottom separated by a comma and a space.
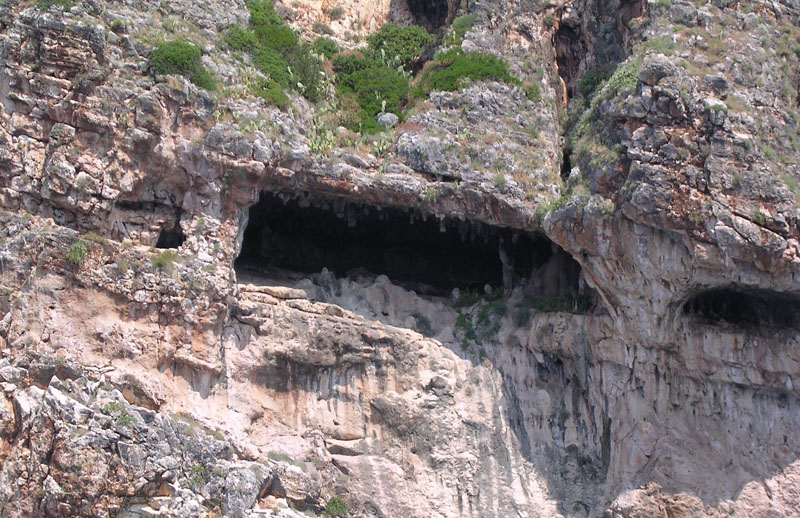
334, 54, 410, 132
445, 13, 478, 47
225, 0, 323, 101
324, 496, 349, 516
313, 21, 335, 35
252, 77, 290, 108
103, 401, 124, 414
147, 40, 216, 90
188, 464, 210, 487
67, 242, 87, 266
367, 23, 434, 70
151, 250, 178, 268
418, 50, 517, 94
311, 37, 339, 59
117, 413, 133, 427
577, 68, 612, 99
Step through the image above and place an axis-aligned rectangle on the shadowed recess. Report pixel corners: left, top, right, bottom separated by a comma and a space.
156, 214, 186, 249
236, 191, 580, 296
683, 287, 800, 329
407, 0, 450, 30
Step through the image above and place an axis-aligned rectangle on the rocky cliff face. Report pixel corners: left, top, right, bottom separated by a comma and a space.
1, 0, 800, 516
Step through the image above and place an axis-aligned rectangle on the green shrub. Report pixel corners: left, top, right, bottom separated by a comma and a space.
338, 64, 409, 132
226, 1, 322, 102
324, 496, 349, 516
367, 23, 434, 69
109, 20, 127, 34
225, 25, 258, 51
525, 82, 541, 102
253, 77, 290, 108
253, 47, 293, 87
602, 57, 641, 98
419, 50, 516, 93
67, 242, 87, 266
446, 13, 478, 47
117, 412, 133, 427
151, 250, 178, 268
311, 37, 339, 59
577, 68, 611, 99
326, 5, 346, 20
332, 53, 381, 78
147, 40, 216, 90
103, 401, 124, 414
333, 51, 410, 131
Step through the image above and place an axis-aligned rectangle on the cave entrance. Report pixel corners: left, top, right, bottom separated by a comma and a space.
235, 191, 582, 297
406, 0, 451, 32
683, 287, 800, 330
155, 211, 185, 249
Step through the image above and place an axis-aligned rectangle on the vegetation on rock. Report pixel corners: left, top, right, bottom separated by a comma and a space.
417, 49, 517, 94
147, 40, 216, 90
324, 496, 349, 516
225, 0, 323, 104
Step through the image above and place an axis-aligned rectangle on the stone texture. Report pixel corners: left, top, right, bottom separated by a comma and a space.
0, 0, 799, 516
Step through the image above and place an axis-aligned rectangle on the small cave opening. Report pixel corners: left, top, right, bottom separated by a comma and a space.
560, 148, 573, 181
235, 191, 584, 298
683, 287, 800, 330
406, 0, 451, 32
155, 213, 186, 249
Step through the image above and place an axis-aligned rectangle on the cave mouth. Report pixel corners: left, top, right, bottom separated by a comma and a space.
683, 287, 800, 330
407, 0, 450, 31
235, 191, 579, 297
155, 213, 186, 249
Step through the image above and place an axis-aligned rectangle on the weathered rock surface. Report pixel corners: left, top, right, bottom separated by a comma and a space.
1, 0, 800, 516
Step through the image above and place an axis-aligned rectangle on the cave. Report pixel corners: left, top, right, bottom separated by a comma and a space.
235, 191, 582, 297
683, 287, 800, 330
406, 0, 450, 31
155, 215, 185, 249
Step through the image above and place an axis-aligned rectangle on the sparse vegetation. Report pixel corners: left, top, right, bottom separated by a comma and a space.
188, 463, 210, 487
37, 0, 74, 10
67, 242, 87, 266
325, 5, 346, 20
151, 250, 178, 268
324, 496, 349, 516
445, 13, 478, 47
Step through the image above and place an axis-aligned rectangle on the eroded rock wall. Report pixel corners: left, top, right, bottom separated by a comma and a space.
1, 0, 800, 516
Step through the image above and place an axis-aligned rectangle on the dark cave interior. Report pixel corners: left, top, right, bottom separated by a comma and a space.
235, 191, 582, 297
406, 0, 450, 31
155, 215, 186, 249
683, 287, 800, 330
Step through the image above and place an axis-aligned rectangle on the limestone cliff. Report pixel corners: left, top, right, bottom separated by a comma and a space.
1, 0, 800, 516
